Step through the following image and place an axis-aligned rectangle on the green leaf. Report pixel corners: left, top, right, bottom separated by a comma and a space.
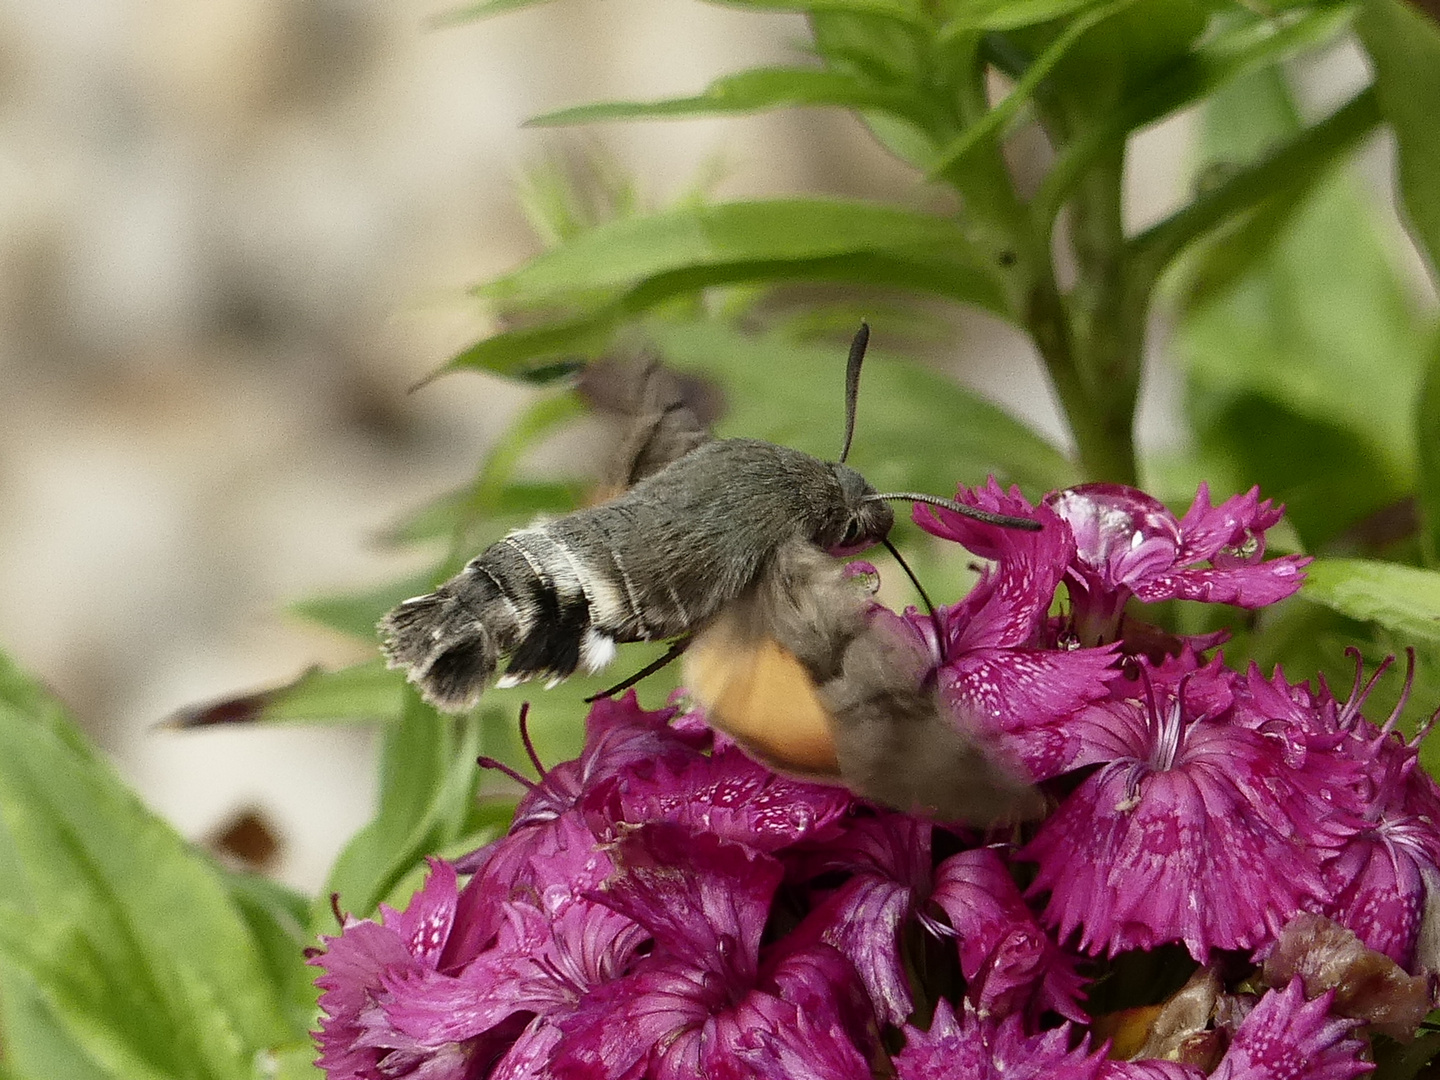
1175, 67, 1429, 547
1191, 395, 1405, 550
378, 482, 580, 547
172, 661, 404, 729
428, 0, 558, 27
1302, 559, 1440, 644
1027, 0, 1210, 114
808, 9, 933, 88
709, 0, 929, 24
647, 320, 1076, 493
1035, 4, 1356, 234
446, 247, 1013, 379
1357, 0, 1440, 281
1418, 333, 1440, 568
928, 0, 1144, 178
0, 650, 298, 1080
478, 199, 993, 303
515, 151, 640, 248
220, 873, 317, 1032
528, 67, 931, 128
0, 962, 106, 1080
290, 570, 441, 642
940, 0, 1107, 32
316, 689, 480, 925
297, 394, 589, 632
441, 392, 589, 553
443, 313, 619, 382
0, 650, 92, 758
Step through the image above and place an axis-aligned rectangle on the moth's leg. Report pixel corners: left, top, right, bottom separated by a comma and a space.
583, 636, 692, 703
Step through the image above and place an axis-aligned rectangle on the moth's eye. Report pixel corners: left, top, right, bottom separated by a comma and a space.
842, 520, 863, 547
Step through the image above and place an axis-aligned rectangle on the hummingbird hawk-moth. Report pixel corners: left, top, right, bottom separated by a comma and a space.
380, 327, 1043, 824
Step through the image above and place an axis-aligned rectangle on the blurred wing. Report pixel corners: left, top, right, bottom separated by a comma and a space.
821, 615, 1044, 826
578, 354, 719, 494
685, 539, 1042, 825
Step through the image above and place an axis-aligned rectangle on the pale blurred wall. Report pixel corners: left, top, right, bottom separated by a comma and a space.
0, 0, 1246, 890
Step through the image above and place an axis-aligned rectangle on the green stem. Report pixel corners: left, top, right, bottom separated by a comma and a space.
930, 36, 1129, 481
1065, 145, 1141, 484
1031, 84, 1382, 486
1024, 269, 1138, 483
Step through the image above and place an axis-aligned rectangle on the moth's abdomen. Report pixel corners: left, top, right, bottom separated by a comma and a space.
492, 526, 616, 684
379, 516, 643, 710
378, 562, 516, 712
379, 438, 822, 711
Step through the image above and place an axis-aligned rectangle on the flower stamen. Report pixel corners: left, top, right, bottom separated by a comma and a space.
518, 702, 549, 779
477, 755, 540, 792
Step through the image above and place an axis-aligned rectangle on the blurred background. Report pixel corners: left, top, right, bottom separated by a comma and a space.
0, 0, 1413, 890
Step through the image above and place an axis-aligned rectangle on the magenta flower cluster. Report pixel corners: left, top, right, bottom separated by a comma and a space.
313, 480, 1439, 1079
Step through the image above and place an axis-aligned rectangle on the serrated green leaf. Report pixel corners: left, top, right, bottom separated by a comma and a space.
0, 653, 298, 1080
1358, 0, 1440, 282
528, 67, 930, 128
1302, 559, 1440, 644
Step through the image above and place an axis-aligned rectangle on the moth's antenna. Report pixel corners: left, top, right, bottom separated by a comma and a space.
866, 491, 1043, 532
838, 322, 870, 465
881, 537, 947, 662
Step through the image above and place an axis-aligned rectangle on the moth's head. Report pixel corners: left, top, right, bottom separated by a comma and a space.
821, 462, 894, 555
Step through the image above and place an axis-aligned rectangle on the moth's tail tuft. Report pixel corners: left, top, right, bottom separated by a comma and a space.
379, 591, 500, 712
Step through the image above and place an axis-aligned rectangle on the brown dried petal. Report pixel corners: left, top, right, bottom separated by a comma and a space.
1263, 912, 1434, 1040
1134, 967, 1222, 1062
